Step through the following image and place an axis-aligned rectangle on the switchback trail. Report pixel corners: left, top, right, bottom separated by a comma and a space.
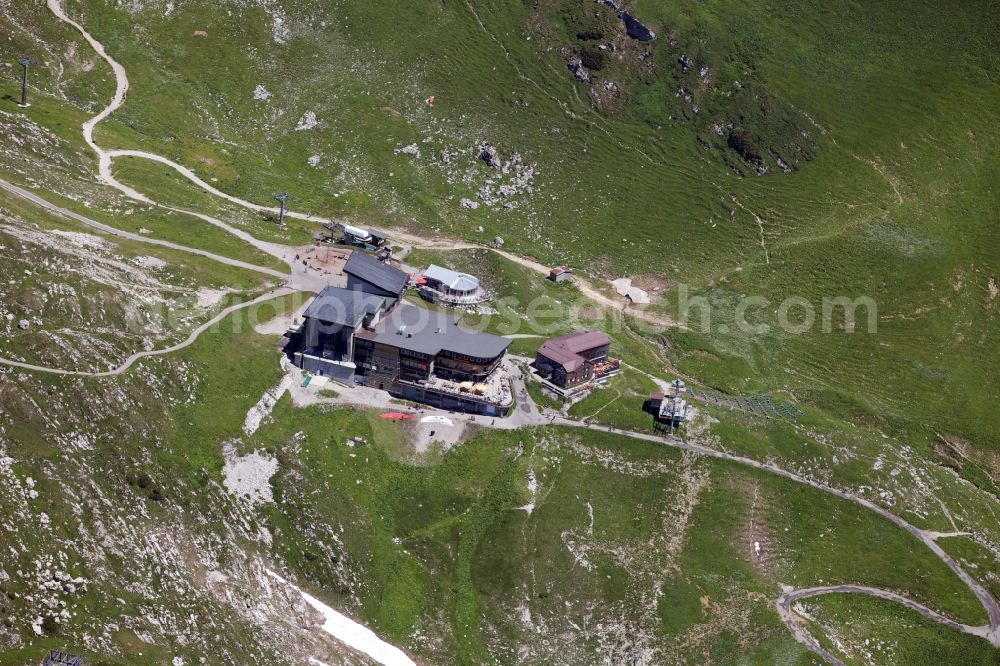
776, 585, 995, 666
48, 0, 678, 331
550, 419, 1000, 653
19, 2, 1000, 663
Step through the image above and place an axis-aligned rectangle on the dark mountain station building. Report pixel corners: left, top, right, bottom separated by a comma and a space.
343, 249, 409, 300
288, 251, 514, 416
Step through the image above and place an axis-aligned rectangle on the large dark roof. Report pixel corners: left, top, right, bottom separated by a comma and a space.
304, 286, 387, 327
364, 303, 511, 360
344, 251, 408, 295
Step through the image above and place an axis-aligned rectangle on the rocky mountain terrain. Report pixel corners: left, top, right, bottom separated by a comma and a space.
0, 1, 998, 665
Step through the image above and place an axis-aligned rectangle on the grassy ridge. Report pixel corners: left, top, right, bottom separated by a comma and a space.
0, 0, 998, 661
32, 0, 997, 457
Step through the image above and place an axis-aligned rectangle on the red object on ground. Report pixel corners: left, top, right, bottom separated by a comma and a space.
380, 412, 414, 420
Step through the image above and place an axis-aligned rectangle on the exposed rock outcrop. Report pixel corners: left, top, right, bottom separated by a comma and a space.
619, 11, 655, 41
394, 143, 420, 158
567, 58, 591, 82
478, 143, 500, 169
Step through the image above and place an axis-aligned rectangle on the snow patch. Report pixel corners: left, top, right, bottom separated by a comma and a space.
266, 570, 416, 666
610, 277, 651, 305
253, 84, 273, 101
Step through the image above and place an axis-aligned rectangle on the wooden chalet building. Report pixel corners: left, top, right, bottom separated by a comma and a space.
533, 330, 618, 389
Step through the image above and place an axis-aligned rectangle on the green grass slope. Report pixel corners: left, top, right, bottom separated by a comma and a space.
7, 0, 992, 456
4, 298, 994, 663
0, 0, 998, 663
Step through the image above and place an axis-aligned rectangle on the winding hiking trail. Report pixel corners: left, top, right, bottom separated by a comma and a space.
777, 585, 994, 666
0, 286, 294, 377
553, 420, 1000, 657
0, 2, 993, 663
45, 0, 331, 293
48, 0, 675, 331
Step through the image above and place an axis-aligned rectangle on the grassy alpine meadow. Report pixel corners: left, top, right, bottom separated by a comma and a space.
317, 240, 1000, 586
0, 78, 293, 272
108, 156, 317, 248
37, 0, 997, 456
0, 283, 996, 663
173, 307, 991, 661
566, 366, 661, 430
0, 311, 303, 664
168, 304, 988, 661
0, 0, 997, 663
801, 593, 1000, 665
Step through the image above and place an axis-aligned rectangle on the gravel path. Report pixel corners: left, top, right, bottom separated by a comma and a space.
0, 287, 294, 377
550, 419, 1000, 654
385, 232, 681, 329
0, 177, 287, 280
776, 585, 996, 666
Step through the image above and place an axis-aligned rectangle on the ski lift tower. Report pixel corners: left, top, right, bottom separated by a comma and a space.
274, 192, 291, 226
18, 57, 33, 108
656, 379, 688, 435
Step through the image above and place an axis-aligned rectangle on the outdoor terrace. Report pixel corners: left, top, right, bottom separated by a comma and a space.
410, 368, 514, 407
